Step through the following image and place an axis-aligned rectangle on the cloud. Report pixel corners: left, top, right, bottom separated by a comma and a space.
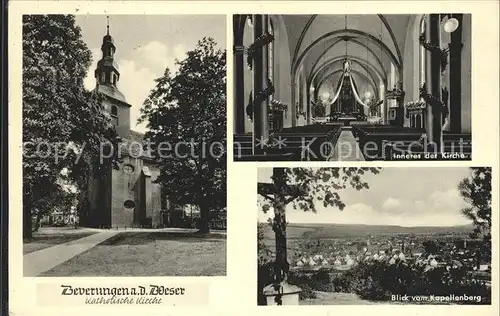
84, 41, 188, 133
257, 188, 471, 227
381, 197, 402, 211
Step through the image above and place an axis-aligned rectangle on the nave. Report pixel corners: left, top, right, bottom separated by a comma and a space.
233, 14, 472, 161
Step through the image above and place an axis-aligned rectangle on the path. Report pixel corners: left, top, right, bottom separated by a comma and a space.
329, 128, 365, 161
24, 230, 119, 277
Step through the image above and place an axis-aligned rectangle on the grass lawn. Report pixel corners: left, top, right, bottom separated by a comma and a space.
40, 231, 226, 276
23, 228, 98, 255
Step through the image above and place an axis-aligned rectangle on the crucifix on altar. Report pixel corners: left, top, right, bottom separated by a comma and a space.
258, 168, 307, 305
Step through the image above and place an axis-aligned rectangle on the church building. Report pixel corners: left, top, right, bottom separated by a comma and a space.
233, 14, 472, 161
79, 24, 164, 228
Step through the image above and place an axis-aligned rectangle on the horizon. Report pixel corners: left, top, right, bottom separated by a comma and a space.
260, 222, 473, 228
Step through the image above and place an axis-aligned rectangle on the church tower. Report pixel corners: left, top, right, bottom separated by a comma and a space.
94, 17, 131, 138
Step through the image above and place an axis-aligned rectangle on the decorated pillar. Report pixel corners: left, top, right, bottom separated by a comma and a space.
429, 14, 442, 149
251, 14, 272, 151
233, 33, 246, 134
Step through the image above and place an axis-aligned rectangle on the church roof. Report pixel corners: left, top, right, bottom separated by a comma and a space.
118, 130, 156, 161
96, 84, 128, 104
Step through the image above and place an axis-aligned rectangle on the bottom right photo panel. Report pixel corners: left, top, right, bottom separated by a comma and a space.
257, 167, 492, 306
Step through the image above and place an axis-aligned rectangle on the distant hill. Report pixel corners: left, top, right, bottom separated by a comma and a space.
259, 222, 474, 240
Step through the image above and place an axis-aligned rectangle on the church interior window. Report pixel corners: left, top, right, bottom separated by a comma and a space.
106, 71, 111, 84
268, 18, 274, 100
113, 74, 117, 86
419, 15, 427, 91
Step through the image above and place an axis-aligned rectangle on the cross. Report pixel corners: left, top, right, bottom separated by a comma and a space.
106, 16, 110, 35
258, 168, 308, 305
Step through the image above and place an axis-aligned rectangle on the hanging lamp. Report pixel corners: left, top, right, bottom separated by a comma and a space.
443, 14, 459, 33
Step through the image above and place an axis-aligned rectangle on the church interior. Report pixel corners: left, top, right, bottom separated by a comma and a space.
233, 14, 472, 161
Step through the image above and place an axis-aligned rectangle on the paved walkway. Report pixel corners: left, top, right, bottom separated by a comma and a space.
329, 128, 365, 161
24, 230, 119, 277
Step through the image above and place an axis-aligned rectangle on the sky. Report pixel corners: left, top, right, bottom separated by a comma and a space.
257, 167, 473, 227
75, 15, 227, 133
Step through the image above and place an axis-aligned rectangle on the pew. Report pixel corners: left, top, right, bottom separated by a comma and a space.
382, 132, 472, 161
233, 123, 342, 161
352, 125, 424, 160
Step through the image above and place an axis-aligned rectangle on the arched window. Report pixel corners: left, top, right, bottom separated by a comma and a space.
111, 105, 119, 126
419, 15, 427, 90
268, 18, 274, 94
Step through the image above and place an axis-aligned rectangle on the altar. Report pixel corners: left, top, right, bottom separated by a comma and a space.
338, 116, 358, 126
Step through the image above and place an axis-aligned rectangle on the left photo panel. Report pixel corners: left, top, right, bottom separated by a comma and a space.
22, 14, 227, 277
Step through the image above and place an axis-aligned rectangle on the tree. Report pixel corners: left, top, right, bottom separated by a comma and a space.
258, 167, 380, 304
23, 15, 119, 239
458, 167, 492, 262
139, 37, 226, 234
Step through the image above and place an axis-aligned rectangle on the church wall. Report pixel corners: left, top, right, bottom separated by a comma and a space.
460, 14, 472, 133
146, 164, 162, 228
111, 158, 136, 228
108, 157, 162, 228
102, 98, 131, 138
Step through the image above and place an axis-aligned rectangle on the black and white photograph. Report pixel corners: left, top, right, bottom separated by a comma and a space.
22, 14, 227, 277
233, 14, 472, 161
257, 167, 491, 305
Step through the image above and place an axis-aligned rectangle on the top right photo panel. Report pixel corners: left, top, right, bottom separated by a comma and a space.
233, 14, 472, 162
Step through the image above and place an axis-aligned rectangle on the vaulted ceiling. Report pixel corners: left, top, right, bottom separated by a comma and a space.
280, 14, 413, 90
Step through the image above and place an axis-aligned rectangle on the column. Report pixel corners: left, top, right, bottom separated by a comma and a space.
429, 14, 442, 149
252, 14, 269, 152
449, 14, 463, 133
379, 83, 385, 118
387, 64, 397, 125
233, 43, 246, 134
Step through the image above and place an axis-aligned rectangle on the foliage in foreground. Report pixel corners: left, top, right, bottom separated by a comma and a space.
139, 38, 226, 233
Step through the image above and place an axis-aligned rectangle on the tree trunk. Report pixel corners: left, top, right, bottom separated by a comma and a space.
23, 204, 33, 240
272, 167, 289, 303
198, 204, 210, 234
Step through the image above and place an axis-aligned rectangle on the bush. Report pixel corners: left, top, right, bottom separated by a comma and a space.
347, 260, 491, 304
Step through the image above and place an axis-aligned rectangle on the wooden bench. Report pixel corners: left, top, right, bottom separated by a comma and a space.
352, 125, 424, 160
233, 124, 342, 161
382, 132, 472, 161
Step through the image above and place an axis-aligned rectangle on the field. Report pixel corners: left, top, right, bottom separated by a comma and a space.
41, 231, 226, 276
260, 222, 473, 241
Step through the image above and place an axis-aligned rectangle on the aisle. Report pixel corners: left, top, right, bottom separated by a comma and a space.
329, 129, 365, 161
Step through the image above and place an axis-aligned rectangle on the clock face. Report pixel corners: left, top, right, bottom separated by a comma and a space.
123, 165, 134, 174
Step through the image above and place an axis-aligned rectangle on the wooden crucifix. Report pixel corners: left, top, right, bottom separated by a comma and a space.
258, 168, 307, 305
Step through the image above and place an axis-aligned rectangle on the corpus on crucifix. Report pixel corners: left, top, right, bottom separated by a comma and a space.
258, 167, 380, 305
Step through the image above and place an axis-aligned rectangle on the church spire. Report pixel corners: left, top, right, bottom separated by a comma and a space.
94, 16, 120, 87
